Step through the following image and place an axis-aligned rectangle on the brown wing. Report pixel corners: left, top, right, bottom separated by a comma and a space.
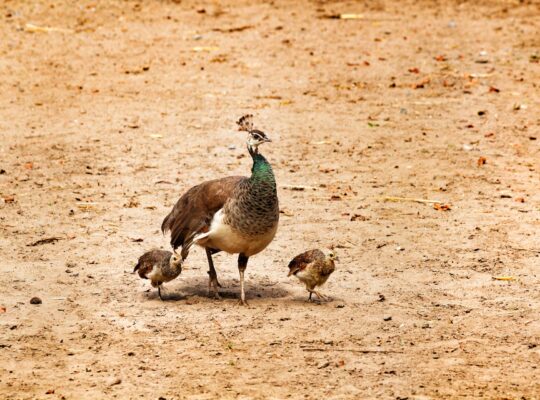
288, 249, 325, 276
134, 249, 171, 279
161, 176, 245, 250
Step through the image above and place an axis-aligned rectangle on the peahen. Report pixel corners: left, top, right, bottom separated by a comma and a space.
161, 115, 279, 305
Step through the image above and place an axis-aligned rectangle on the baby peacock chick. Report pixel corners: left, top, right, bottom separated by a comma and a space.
134, 249, 182, 300
288, 249, 337, 301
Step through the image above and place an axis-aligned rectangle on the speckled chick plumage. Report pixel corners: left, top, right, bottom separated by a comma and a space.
134, 249, 182, 299
288, 249, 336, 301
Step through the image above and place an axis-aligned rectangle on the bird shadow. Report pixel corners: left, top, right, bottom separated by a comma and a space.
149, 275, 292, 301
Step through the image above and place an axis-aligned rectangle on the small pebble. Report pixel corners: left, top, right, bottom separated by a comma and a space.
383, 316, 392, 321
30, 297, 42, 305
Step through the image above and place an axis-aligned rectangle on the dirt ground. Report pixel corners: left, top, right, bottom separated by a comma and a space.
1, 0, 539, 398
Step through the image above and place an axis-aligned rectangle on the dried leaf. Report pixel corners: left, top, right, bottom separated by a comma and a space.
24, 162, 34, 170
492, 276, 515, 281
433, 203, 451, 211
3, 195, 15, 203
488, 86, 500, 93
27, 237, 62, 247
408, 67, 420, 74
434, 55, 447, 62
351, 214, 368, 221
212, 25, 253, 33
477, 156, 487, 166
0, 306, 6, 313
25, 23, 73, 34
124, 198, 140, 208
192, 46, 219, 52
412, 77, 430, 89
45, 389, 55, 394
339, 13, 365, 19
279, 208, 294, 217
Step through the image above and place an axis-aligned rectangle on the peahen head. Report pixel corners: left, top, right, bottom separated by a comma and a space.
237, 114, 272, 154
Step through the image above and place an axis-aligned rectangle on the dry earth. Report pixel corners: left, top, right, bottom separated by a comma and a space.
1, 0, 539, 399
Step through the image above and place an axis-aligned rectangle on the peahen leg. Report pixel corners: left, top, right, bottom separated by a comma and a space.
238, 253, 249, 306
206, 248, 221, 299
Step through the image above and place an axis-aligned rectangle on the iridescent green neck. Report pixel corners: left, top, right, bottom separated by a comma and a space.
250, 152, 275, 186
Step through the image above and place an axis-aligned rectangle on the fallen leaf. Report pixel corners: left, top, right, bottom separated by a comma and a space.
24, 162, 33, 170
351, 214, 368, 221
3, 195, 15, 203
484, 132, 495, 138
477, 156, 487, 166
341, 13, 365, 19
408, 67, 420, 74
212, 25, 253, 33
192, 46, 219, 52
492, 276, 516, 281
279, 208, 294, 217
124, 198, 139, 208
412, 77, 430, 89
433, 203, 451, 211
211, 55, 228, 63
25, 23, 73, 33
489, 86, 500, 93
27, 237, 62, 247
311, 140, 331, 145
45, 389, 55, 395
0, 307, 6, 313
434, 55, 447, 62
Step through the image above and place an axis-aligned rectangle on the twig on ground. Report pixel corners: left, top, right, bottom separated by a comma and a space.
382, 196, 442, 204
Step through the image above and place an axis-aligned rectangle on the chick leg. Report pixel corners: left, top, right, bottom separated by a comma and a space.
158, 284, 164, 301
238, 253, 249, 306
205, 249, 221, 299
315, 291, 329, 301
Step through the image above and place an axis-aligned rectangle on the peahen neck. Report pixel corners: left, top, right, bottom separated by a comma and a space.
249, 150, 276, 188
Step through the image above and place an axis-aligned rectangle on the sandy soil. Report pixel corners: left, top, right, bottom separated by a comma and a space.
1, 0, 539, 398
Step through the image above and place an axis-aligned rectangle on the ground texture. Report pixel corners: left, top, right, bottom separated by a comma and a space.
1, 0, 539, 398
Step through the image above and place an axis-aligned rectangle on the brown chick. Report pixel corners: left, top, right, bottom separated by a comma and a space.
134, 249, 182, 300
287, 249, 337, 301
